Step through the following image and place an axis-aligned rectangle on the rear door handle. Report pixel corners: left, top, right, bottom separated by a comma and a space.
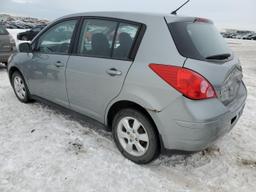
106, 68, 122, 76
54, 61, 64, 68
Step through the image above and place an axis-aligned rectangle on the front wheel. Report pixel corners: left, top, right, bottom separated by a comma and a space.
112, 109, 159, 164
11, 71, 32, 103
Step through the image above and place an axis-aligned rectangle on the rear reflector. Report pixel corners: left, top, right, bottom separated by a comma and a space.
149, 64, 216, 100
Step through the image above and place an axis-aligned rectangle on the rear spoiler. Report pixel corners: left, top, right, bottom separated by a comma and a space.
165, 16, 213, 24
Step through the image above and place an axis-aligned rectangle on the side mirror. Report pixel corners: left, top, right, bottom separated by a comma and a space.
19, 42, 32, 53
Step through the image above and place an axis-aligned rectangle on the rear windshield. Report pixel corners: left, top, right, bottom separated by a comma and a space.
168, 22, 232, 61
0, 25, 9, 35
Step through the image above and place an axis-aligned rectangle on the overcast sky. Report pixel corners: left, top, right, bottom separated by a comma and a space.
1, 0, 256, 31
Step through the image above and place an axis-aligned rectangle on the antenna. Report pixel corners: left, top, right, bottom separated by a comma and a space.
171, 0, 190, 15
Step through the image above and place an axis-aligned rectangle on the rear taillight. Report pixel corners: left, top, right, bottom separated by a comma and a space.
149, 64, 216, 100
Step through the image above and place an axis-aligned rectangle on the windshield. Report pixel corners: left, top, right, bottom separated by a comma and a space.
0, 25, 9, 35
168, 22, 232, 61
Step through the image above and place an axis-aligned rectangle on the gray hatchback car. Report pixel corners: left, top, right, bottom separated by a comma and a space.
8, 12, 247, 164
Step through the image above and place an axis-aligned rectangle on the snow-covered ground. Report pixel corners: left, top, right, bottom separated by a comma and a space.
0, 39, 255, 192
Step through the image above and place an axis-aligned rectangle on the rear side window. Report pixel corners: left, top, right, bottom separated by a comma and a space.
0, 25, 8, 35
168, 22, 232, 61
77, 19, 140, 60
78, 19, 117, 58
113, 23, 139, 59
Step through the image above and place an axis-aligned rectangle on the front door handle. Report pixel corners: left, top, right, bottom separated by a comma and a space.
54, 61, 64, 68
106, 68, 122, 76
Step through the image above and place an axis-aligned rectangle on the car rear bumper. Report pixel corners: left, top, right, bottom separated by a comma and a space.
149, 82, 247, 151
171, 102, 244, 151
0, 52, 12, 63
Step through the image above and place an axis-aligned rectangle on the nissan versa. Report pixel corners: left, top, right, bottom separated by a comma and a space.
8, 12, 247, 164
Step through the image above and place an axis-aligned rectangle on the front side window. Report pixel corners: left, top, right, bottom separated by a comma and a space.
78, 19, 117, 58
113, 23, 139, 59
37, 20, 77, 54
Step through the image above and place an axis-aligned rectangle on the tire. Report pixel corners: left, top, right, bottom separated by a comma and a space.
11, 71, 32, 103
112, 108, 159, 164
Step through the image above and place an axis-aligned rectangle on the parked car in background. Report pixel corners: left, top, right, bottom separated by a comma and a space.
223, 32, 235, 39
0, 25, 16, 66
8, 12, 247, 164
221, 31, 256, 40
17, 25, 46, 41
245, 34, 256, 40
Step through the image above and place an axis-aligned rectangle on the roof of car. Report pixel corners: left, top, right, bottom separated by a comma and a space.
56, 11, 194, 24
64, 11, 171, 18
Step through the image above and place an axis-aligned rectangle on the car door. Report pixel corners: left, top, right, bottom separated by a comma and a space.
28, 18, 79, 106
66, 18, 141, 122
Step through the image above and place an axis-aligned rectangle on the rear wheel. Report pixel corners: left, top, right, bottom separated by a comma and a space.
112, 108, 159, 164
11, 71, 32, 103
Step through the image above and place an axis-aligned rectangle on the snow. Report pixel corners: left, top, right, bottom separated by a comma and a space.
0, 39, 256, 192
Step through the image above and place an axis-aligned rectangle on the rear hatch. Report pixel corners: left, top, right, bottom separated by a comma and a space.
166, 17, 244, 107
0, 25, 12, 52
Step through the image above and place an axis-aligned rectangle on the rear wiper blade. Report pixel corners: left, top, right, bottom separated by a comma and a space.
206, 53, 231, 60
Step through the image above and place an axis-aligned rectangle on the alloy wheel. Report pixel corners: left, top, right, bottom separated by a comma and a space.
117, 117, 149, 157
13, 76, 26, 100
